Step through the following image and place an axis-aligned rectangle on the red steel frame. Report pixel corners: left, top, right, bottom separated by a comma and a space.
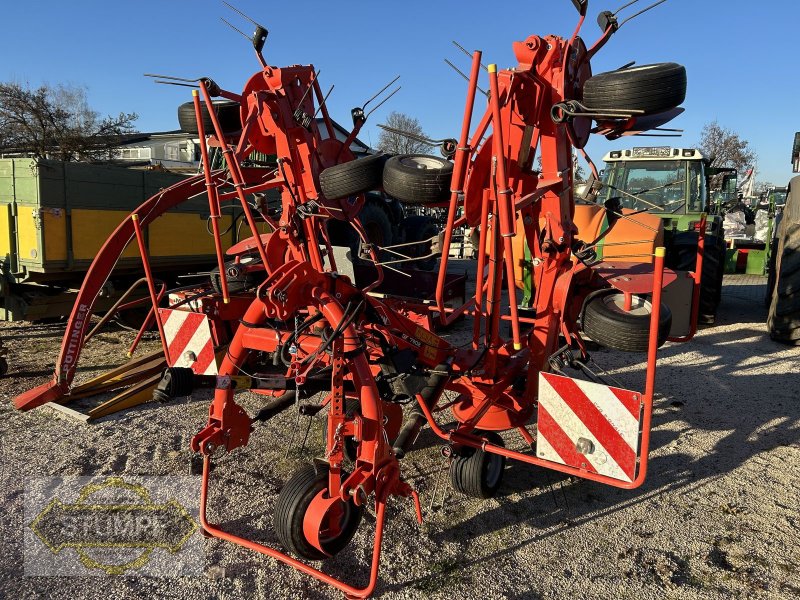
12, 4, 696, 597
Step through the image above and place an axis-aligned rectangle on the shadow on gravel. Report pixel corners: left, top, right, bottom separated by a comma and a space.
394, 317, 799, 592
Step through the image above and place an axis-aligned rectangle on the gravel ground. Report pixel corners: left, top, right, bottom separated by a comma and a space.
0, 270, 798, 599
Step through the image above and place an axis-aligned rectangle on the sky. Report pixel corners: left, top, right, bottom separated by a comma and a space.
1, 0, 798, 186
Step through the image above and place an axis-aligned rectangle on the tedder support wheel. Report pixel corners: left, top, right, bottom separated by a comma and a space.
319, 153, 387, 200
665, 232, 725, 323
767, 177, 800, 344
274, 463, 363, 561
177, 99, 241, 135
582, 63, 687, 116
382, 155, 454, 205
450, 431, 506, 499
582, 291, 672, 352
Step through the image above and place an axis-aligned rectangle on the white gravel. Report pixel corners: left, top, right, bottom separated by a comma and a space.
1, 271, 798, 599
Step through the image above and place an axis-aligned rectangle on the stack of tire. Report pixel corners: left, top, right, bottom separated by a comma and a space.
319, 153, 453, 270
767, 175, 800, 344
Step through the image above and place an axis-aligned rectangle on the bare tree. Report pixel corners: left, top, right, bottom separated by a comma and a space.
377, 111, 433, 155
698, 120, 756, 173
0, 82, 138, 161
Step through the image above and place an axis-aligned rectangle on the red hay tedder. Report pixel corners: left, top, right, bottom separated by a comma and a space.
14, 0, 706, 596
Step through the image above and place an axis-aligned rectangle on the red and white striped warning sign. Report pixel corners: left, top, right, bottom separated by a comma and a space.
537, 372, 642, 483
158, 308, 217, 375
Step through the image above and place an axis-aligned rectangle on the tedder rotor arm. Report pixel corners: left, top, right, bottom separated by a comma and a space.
12, 172, 227, 411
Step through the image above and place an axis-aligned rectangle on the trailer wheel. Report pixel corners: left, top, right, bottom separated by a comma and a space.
450, 431, 506, 499
177, 99, 241, 135
665, 232, 725, 323
210, 257, 260, 294
582, 63, 686, 116
274, 463, 363, 561
399, 215, 439, 271
383, 155, 453, 205
582, 291, 672, 352
768, 178, 800, 344
319, 154, 387, 200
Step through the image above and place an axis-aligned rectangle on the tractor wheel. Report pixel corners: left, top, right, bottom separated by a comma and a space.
383, 155, 453, 205
210, 257, 260, 294
178, 99, 241, 135
319, 154, 387, 200
450, 431, 506, 499
665, 232, 725, 324
399, 215, 439, 271
273, 463, 363, 561
767, 178, 800, 344
358, 201, 394, 254
582, 291, 672, 352
582, 63, 686, 116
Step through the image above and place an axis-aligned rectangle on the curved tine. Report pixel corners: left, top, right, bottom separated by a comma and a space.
362, 75, 401, 111
220, 17, 251, 41
222, 0, 263, 28
451, 41, 488, 71
144, 73, 202, 82
364, 87, 400, 119
618, 0, 669, 27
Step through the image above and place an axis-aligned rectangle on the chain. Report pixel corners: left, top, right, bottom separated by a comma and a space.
324, 422, 344, 460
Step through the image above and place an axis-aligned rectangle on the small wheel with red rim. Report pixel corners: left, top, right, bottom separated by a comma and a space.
273, 463, 363, 560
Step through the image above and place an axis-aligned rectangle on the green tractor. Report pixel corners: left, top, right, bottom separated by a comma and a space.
593, 146, 728, 323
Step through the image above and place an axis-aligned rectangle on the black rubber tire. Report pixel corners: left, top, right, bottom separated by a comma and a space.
582, 291, 672, 352
665, 232, 725, 323
399, 215, 439, 271
273, 463, 363, 561
358, 201, 394, 249
582, 63, 687, 116
450, 431, 506, 499
178, 99, 241, 134
383, 155, 454, 205
767, 178, 800, 344
210, 257, 260, 294
319, 154, 388, 200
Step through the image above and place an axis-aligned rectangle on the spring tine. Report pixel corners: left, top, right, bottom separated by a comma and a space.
613, 0, 642, 14
294, 69, 320, 113
451, 40, 488, 71
444, 59, 489, 97
222, 0, 264, 28
153, 80, 200, 88
220, 17, 251, 41
144, 73, 202, 82
364, 87, 401, 119
312, 85, 335, 119
362, 75, 401, 111
618, 0, 669, 27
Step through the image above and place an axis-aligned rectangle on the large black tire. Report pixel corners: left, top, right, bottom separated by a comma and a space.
582, 63, 687, 116
319, 154, 387, 200
582, 291, 672, 352
398, 215, 439, 271
273, 464, 363, 561
383, 155, 453, 205
178, 99, 241, 134
665, 232, 725, 324
358, 202, 394, 249
210, 257, 261, 294
768, 178, 800, 344
450, 431, 506, 499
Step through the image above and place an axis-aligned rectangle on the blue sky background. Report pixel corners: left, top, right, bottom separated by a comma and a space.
1, 0, 797, 186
